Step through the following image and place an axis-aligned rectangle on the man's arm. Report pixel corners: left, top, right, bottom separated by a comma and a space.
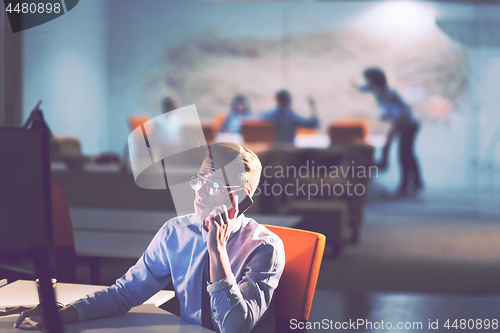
208, 239, 284, 333
260, 109, 275, 121
206, 197, 285, 333
293, 111, 320, 129
59, 305, 78, 323
69, 225, 172, 322
3, 221, 174, 329
207, 201, 236, 284
2, 302, 78, 328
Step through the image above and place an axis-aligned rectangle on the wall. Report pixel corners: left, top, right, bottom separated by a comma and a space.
19, 0, 500, 194
22, 0, 108, 156
104, 0, 475, 192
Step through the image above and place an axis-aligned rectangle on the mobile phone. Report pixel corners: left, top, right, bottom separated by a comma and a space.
227, 189, 253, 217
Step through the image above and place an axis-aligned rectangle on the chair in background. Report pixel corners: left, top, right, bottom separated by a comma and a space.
52, 183, 76, 283
241, 120, 275, 154
242, 120, 274, 143
212, 112, 227, 135
241, 120, 274, 143
296, 127, 319, 136
343, 143, 375, 243
183, 122, 216, 146
263, 225, 326, 333
129, 115, 151, 131
258, 147, 351, 257
328, 119, 369, 145
50, 136, 88, 169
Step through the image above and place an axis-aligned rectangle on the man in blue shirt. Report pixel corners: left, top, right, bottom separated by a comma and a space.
261, 90, 320, 145
6, 142, 285, 333
357, 67, 423, 196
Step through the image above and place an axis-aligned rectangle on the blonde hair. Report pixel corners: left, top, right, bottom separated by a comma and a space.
206, 142, 262, 197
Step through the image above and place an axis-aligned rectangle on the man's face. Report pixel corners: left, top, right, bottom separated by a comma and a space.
194, 158, 237, 221
236, 102, 245, 112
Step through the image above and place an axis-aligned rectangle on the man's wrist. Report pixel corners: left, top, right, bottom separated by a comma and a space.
207, 273, 236, 294
58, 305, 78, 323
208, 245, 232, 283
207, 243, 226, 256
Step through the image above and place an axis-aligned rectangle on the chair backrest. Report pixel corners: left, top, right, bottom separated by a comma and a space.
183, 122, 215, 145
52, 183, 76, 282
212, 112, 227, 134
296, 128, 319, 136
241, 120, 275, 143
263, 225, 326, 321
52, 183, 74, 247
328, 121, 366, 145
129, 115, 151, 131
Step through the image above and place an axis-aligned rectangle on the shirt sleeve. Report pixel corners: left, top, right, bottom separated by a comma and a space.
380, 91, 412, 124
207, 239, 285, 333
70, 224, 172, 322
219, 114, 232, 132
292, 112, 320, 129
260, 110, 275, 120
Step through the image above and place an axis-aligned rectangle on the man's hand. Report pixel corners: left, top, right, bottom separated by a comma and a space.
0, 304, 78, 329
0, 305, 43, 329
205, 194, 239, 283
205, 194, 239, 252
307, 97, 317, 117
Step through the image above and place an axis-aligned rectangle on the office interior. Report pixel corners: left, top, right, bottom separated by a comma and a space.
1, 0, 500, 331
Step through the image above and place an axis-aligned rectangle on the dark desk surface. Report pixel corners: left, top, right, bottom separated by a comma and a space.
71, 207, 302, 258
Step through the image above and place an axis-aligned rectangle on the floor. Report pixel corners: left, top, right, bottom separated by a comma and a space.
307, 188, 500, 332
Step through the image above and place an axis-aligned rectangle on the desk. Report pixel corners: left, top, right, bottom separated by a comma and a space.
70, 208, 301, 283
70, 208, 301, 233
0, 281, 211, 333
0, 280, 173, 308
71, 208, 301, 257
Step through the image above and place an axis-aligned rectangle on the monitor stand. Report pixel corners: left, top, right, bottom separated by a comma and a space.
31, 247, 63, 333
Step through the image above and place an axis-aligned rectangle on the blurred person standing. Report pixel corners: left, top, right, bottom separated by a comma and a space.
161, 95, 183, 144
162, 96, 178, 113
219, 94, 252, 134
261, 89, 319, 145
355, 67, 423, 196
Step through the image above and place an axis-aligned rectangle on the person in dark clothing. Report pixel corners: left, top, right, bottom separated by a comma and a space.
261, 90, 319, 145
162, 96, 178, 114
356, 67, 423, 196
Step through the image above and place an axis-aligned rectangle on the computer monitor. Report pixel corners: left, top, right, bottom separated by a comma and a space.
0, 127, 54, 272
0, 127, 62, 333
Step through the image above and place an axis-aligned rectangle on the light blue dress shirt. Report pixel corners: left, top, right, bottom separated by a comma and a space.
261, 107, 320, 144
70, 213, 285, 333
375, 89, 418, 127
220, 112, 251, 134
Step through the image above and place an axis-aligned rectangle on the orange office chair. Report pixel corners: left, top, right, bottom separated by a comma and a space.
263, 225, 326, 332
241, 120, 275, 143
212, 112, 227, 135
52, 183, 76, 283
129, 115, 151, 131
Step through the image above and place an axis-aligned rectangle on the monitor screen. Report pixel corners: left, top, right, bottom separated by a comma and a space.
0, 127, 55, 275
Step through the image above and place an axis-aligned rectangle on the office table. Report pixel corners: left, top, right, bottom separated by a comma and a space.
0, 281, 212, 333
0, 280, 173, 308
70, 208, 301, 233
70, 208, 301, 258
69, 208, 301, 283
